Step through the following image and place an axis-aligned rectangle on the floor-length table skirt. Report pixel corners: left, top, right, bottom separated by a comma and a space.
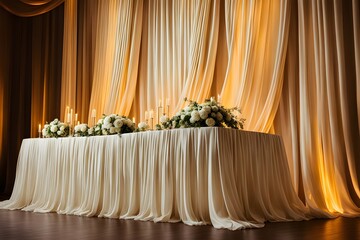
0, 127, 310, 230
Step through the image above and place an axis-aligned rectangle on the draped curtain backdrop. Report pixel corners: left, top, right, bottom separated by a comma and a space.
0, 0, 64, 198
1, 0, 360, 217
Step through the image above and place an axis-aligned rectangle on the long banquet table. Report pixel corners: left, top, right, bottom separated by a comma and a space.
0, 127, 310, 230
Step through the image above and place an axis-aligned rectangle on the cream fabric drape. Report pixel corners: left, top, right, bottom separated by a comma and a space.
0, 128, 310, 230
136, 0, 219, 120
0, 0, 63, 17
220, 0, 290, 132
60, 0, 77, 122
87, 0, 143, 123
274, 0, 360, 216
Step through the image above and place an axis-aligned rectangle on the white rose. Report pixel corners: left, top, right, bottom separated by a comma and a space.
60, 126, 65, 131
181, 114, 186, 120
74, 125, 81, 132
50, 125, 58, 133
184, 106, 192, 112
205, 117, 216, 127
138, 122, 148, 130
50, 119, 58, 125
203, 106, 211, 114
102, 129, 108, 135
113, 119, 123, 128
95, 126, 100, 131
160, 115, 169, 123
109, 114, 116, 118
80, 124, 87, 132
125, 119, 133, 127
191, 111, 200, 121
42, 129, 47, 136
104, 116, 112, 124
97, 119, 103, 124
88, 128, 94, 135
57, 130, 62, 135
199, 109, 208, 119
216, 112, 223, 121
190, 117, 196, 124
109, 127, 117, 134
102, 123, 112, 129
44, 124, 50, 129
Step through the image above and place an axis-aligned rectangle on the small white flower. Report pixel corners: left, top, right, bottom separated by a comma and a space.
44, 124, 50, 129
60, 126, 65, 131
205, 117, 216, 127
190, 117, 196, 123
97, 119, 103, 124
181, 114, 186, 120
113, 119, 123, 128
175, 112, 181, 116
80, 124, 87, 132
95, 126, 100, 131
160, 115, 169, 123
50, 125, 58, 133
102, 129, 108, 135
216, 112, 223, 121
57, 130, 62, 135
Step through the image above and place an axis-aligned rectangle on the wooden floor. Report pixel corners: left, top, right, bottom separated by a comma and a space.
0, 209, 359, 240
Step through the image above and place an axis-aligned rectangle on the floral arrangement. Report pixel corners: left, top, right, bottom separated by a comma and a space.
157, 98, 245, 130
91, 114, 136, 136
135, 122, 150, 132
42, 118, 70, 138
74, 123, 91, 137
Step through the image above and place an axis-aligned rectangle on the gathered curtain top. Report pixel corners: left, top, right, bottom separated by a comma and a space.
0, 0, 64, 17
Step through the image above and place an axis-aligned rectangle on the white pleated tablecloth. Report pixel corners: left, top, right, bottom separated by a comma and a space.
0, 127, 310, 230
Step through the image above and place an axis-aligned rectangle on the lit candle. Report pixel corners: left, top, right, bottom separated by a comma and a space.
217, 94, 221, 104
38, 124, 41, 132
75, 113, 78, 123
67, 113, 71, 123
77, 121, 80, 125
70, 109, 73, 124
150, 109, 154, 119
91, 109, 96, 118
210, 96, 214, 102
132, 117, 135, 123
65, 106, 69, 122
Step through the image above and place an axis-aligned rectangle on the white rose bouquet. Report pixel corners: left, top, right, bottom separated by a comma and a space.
159, 98, 245, 130
74, 123, 90, 137
42, 118, 69, 138
93, 114, 136, 136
